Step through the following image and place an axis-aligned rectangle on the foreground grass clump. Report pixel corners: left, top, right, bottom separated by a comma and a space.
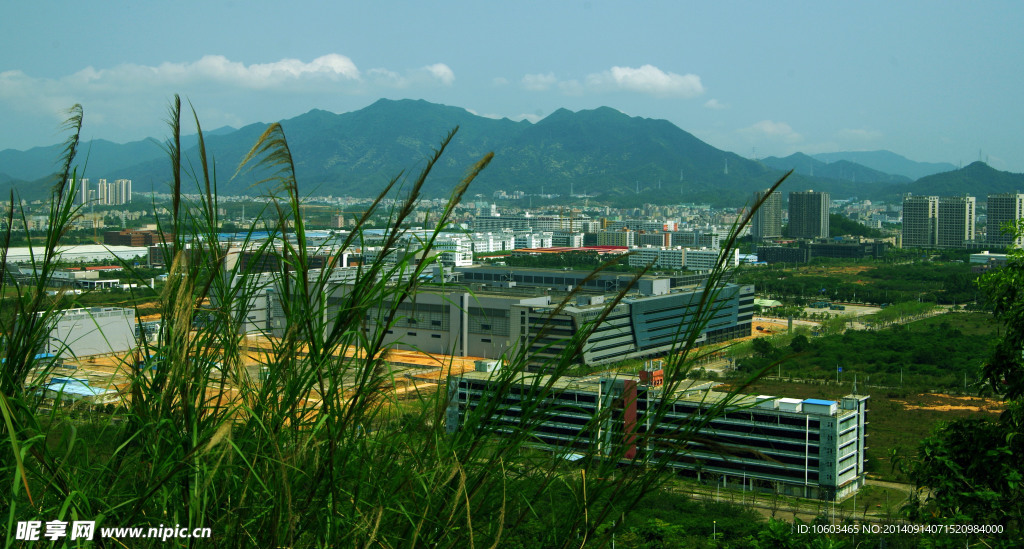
0, 100, 782, 548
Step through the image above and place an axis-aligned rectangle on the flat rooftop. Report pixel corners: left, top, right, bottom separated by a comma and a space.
455, 369, 864, 418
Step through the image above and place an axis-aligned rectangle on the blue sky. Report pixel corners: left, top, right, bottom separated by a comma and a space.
2, 1, 1022, 172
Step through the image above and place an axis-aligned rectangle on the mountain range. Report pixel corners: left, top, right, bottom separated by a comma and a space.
1, 99, 1020, 207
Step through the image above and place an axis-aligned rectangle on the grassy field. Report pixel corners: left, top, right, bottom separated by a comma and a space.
718, 376, 1001, 483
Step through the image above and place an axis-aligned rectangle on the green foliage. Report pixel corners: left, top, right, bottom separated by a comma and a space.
736, 313, 994, 389
789, 334, 810, 353
828, 214, 885, 238
977, 227, 1024, 400
906, 406, 1024, 526
739, 260, 981, 306
861, 301, 937, 326
752, 337, 777, 359
899, 220, 1024, 536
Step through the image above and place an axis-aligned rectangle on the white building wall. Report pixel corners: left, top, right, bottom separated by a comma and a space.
684, 248, 739, 271
44, 307, 137, 358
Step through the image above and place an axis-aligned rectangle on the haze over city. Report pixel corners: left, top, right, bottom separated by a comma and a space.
2, 1, 1022, 172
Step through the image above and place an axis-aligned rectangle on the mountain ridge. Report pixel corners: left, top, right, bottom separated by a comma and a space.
0, 99, 1006, 206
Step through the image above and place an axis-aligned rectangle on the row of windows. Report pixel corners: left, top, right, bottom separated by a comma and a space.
646, 452, 821, 482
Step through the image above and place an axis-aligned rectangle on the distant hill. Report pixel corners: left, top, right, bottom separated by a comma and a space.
0, 173, 59, 202
811, 150, 955, 180
0, 100, 795, 205
761, 152, 910, 184
0, 100, 979, 207
894, 161, 1024, 200
0, 132, 220, 190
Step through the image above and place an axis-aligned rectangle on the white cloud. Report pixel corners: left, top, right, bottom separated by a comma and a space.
509, 113, 543, 123
366, 63, 454, 88
465, 110, 542, 123
704, 98, 727, 110
740, 120, 803, 144
421, 63, 455, 86
0, 54, 459, 104
521, 73, 557, 91
585, 65, 704, 98
366, 68, 403, 87
0, 55, 458, 146
558, 79, 584, 96
113, 54, 363, 90
491, 77, 509, 86
514, 64, 703, 98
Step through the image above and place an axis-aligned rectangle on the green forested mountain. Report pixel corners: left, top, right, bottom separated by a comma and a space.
2, 100, 1016, 207
0, 99, 790, 205
894, 161, 1024, 200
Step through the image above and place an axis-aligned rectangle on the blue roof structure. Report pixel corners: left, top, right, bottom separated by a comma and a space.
44, 378, 114, 399
803, 399, 837, 406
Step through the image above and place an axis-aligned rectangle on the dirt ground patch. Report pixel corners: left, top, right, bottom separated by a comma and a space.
750, 320, 789, 337
827, 265, 872, 275
893, 393, 1004, 414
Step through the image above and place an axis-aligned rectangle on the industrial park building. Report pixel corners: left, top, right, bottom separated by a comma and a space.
41, 307, 137, 358
446, 369, 869, 501
313, 266, 752, 366
512, 281, 752, 369
224, 263, 753, 368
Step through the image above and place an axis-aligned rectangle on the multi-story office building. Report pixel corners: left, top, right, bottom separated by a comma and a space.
465, 232, 516, 254
103, 230, 172, 247
472, 214, 599, 233
986, 193, 1024, 248
551, 231, 585, 248
788, 190, 830, 239
607, 220, 678, 233
596, 230, 636, 247
330, 284, 551, 359
629, 246, 738, 272
512, 282, 753, 368
757, 239, 890, 264
756, 245, 811, 264
628, 247, 686, 270
936, 196, 976, 249
751, 190, 782, 241
684, 247, 739, 271
446, 369, 869, 500
434, 236, 474, 267
330, 267, 753, 366
671, 229, 721, 250
514, 232, 554, 249
636, 232, 671, 247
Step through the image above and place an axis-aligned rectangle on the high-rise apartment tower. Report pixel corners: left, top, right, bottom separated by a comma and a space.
751, 190, 782, 241
788, 190, 830, 239
987, 193, 1024, 249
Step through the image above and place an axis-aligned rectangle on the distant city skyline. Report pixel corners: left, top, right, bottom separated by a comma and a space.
2, 1, 1022, 172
